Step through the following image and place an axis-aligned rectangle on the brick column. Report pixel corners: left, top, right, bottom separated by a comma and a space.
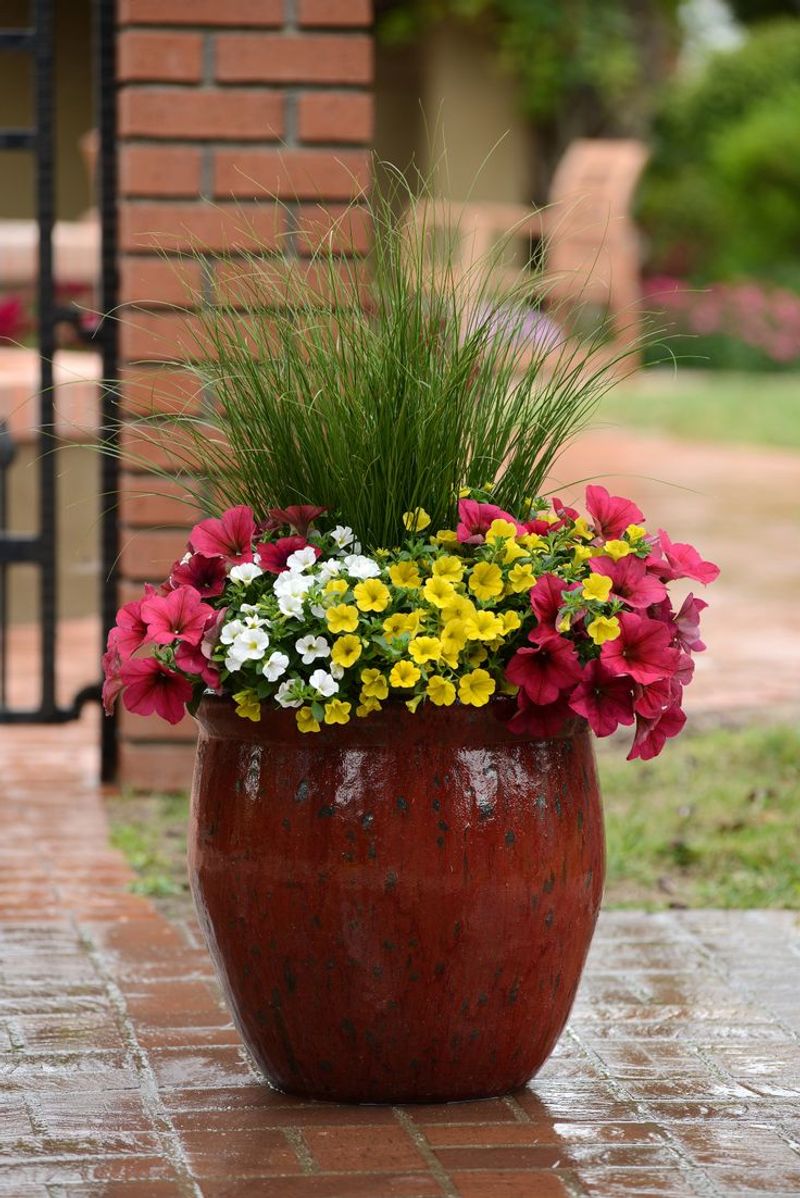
116, 0, 374, 789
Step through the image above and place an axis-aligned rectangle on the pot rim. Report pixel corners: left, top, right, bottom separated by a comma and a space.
195, 693, 588, 748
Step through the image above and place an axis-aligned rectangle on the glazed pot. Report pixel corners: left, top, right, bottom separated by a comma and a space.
189, 695, 604, 1104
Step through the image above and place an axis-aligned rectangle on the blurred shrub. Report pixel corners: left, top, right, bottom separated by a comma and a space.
638, 20, 800, 284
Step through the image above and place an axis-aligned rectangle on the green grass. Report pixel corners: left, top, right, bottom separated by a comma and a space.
599, 722, 800, 908
596, 370, 800, 451
108, 723, 800, 915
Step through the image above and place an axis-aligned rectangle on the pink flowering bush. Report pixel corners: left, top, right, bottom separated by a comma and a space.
645, 276, 800, 368
103, 487, 718, 762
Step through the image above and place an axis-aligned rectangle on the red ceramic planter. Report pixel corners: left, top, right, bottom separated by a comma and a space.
189, 695, 604, 1103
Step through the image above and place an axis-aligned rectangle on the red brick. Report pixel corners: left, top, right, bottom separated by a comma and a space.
215, 34, 373, 84
450, 1174, 572, 1198
117, 741, 197, 791
120, 145, 202, 198
214, 149, 370, 200
118, 31, 203, 83
118, 367, 204, 417
120, 202, 285, 253
119, 471, 194, 528
120, 255, 202, 307
297, 92, 373, 144
119, 310, 208, 362
119, 89, 284, 141
301, 1125, 424, 1172
119, 528, 191, 581
120, 423, 208, 473
298, 0, 373, 26
119, 0, 283, 25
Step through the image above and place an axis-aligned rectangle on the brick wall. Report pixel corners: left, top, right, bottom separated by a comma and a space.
116, 0, 374, 789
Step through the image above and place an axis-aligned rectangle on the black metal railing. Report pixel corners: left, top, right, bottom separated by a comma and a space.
0, 0, 119, 780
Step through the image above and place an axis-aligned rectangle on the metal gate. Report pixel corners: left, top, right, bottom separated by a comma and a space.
0, 0, 119, 780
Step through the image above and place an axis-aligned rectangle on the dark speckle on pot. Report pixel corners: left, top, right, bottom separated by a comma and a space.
395, 795, 408, 812
384, 870, 398, 891
318, 805, 334, 819
504, 829, 516, 846
294, 778, 309, 804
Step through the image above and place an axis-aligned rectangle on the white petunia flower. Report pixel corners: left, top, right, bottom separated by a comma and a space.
343, 554, 380, 579
242, 614, 269, 629
240, 603, 264, 616
229, 561, 263, 584
310, 603, 326, 619
276, 678, 304, 709
317, 559, 342, 583
224, 652, 243, 672
273, 571, 314, 599
220, 619, 246, 645
330, 662, 345, 680
278, 594, 305, 620
309, 669, 339, 698
286, 546, 318, 573
295, 635, 330, 664
231, 627, 270, 661
262, 651, 290, 682
330, 525, 354, 550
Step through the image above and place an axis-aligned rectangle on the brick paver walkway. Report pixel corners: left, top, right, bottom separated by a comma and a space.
2, 713, 800, 1197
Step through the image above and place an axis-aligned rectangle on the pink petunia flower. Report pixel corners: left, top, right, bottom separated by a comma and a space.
627, 703, 687, 761
457, 499, 526, 544
586, 485, 644, 540
569, 659, 635, 737
656, 593, 708, 653
505, 631, 582, 706
121, 658, 193, 725
529, 573, 579, 629
175, 642, 221, 689
258, 504, 328, 537
655, 530, 720, 585
114, 593, 154, 658
258, 535, 318, 574
589, 555, 667, 610
141, 586, 215, 647
508, 692, 572, 738
170, 552, 227, 598
188, 505, 255, 563
633, 676, 674, 720
101, 628, 124, 715
601, 612, 680, 685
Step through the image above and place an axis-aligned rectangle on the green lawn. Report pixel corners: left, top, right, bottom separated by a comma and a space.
109, 722, 800, 915
596, 370, 800, 451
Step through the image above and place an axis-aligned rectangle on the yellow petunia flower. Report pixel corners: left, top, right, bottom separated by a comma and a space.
458, 668, 496, 707
324, 578, 348, 595
502, 540, 529, 564
520, 533, 545, 551
324, 699, 352, 725
625, 523, 647, 542
331, 634, 362, 668
572, 516, 593, 541
427, 674, 456, 706
360, 668, 389, 699
382, 613, 408, 638
423, 575, 456, 609
356, 696, 382, 717
408, 635, 442, 664
440, 618, 469, 655
440, 648, 460, 669
405, 694, 424, 713
432, 555, 464, 584
602, 539, 632, 561
502, 610, 522, 633
587, 615, 621, 645
557, 614, 572, 633
388, 561, 422, 589
465, 643, 488, 666
389, 660, 421, 688
326, 603, 359, 633
573, 544, 593, 564
433, 528, 459, 546
468, 562, 503, 602
296, 706, 320, 733
402, 507, 431, 533
458, 486, 472, 498
464, 610, 505, 641
485, 518, 518, 543
507, 563, 537, 593
233, 690, 261, 722
441, 595, 476, 623
582, 574, 613, 603
353, 578, 391, 612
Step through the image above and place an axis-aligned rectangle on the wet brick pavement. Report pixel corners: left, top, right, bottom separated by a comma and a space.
2, 714, 800, 1197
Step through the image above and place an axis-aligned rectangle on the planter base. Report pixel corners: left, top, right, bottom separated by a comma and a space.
190, 698, 604, 1104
